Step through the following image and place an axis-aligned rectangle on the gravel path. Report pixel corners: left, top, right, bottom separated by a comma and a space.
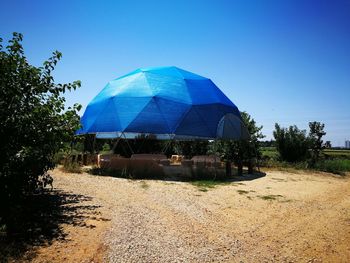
40, 169, 350, 262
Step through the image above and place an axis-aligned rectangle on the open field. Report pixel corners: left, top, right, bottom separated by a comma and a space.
323, 149, 350, 159
261, 147, 350, 160
3, 168, 350, 263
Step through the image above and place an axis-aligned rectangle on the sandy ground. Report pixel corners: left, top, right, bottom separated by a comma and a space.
22, 168, 350, 262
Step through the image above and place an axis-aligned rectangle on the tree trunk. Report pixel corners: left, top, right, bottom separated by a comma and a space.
248, 160, 253, 174
237, 160, 243, 176
225, 161, 232, 177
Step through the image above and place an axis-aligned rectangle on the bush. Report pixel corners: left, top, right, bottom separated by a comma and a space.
0, 33, 81, 233
53, 151, 66, 165
273, 124, 309, 162
259, 157, 309, 170
101, 143, 111, 154
62, 160, 82, 174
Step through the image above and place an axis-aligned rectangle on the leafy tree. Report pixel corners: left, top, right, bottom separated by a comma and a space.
174, 140, 209, 158
0, 33, 81, 233
308, 121, 326, 165
273, 124, 309, 162
324, 141, 332, 148
259, 140, 276, 148
209, 112, 264, 176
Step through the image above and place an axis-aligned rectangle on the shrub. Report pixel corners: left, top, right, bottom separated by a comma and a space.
273, 124, 309, 162
53, 151, 66, 165
308, 121, 326, 165
62, 160, 82, 174
0, 33, 81, 233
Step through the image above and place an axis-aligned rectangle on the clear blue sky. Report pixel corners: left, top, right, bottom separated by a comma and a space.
1, 0, 349, 146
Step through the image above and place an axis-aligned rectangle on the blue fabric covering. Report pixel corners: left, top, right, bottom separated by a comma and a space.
77, 66, 248, 139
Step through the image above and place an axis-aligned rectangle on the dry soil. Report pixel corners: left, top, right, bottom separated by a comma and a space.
16, 168, 350, 262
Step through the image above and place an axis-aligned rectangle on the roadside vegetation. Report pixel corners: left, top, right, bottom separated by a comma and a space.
260, 123, 350, 175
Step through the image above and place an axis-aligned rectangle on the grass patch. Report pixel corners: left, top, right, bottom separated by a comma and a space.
261, 147, 279, 159
139, 181, 149, 190
260, 147, 350, 175
324, 149, 350, 160
313, 159, 350, 175
237, 190, 249, 195
262, 147, 350, 160
191, 180, 217, 188
61, 161, 82, 174
261, 159, 350, 175
190, 180, 230, 191
258, 194, 284, 201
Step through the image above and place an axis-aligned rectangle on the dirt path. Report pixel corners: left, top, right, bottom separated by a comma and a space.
25, 169, 350, 262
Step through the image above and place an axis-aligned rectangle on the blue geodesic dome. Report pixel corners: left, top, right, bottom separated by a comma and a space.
77, 66, 248, 140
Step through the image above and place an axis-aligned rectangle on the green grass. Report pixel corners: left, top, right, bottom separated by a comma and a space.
314, 159, 350, 175
261, 147, 278, 158
260, 147, 350, 175
190, 180, 230, 191
261, 147, 350, 160
324, 149, 350, 160
140, 181, 150, 190
61, 161, 82, 174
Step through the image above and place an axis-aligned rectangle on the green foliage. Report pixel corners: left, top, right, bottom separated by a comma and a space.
62, 159, 82, 174
190, 179, 230, 191
273, 124, 309, 162
260, 158, 309, 170
260, 139, 350, 175
139, 181, 150, 190
111, 134, 165, 157
174, 140, 209, 158
324, 141, 332, 148
0, 33, 81, 231
209, 111, 264, 166
308, 121, 326, 164
260, 147, 278, 159
101, 143, 111, 154
259, 140, 276, 147
324, 149, 350, 160
273, 122, 327, 164
313, 159, 350, 175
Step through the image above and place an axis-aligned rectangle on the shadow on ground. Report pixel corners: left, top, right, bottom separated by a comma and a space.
229, 171, 267, 182
87, 166, 266, 183
0, 189, 109, 262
